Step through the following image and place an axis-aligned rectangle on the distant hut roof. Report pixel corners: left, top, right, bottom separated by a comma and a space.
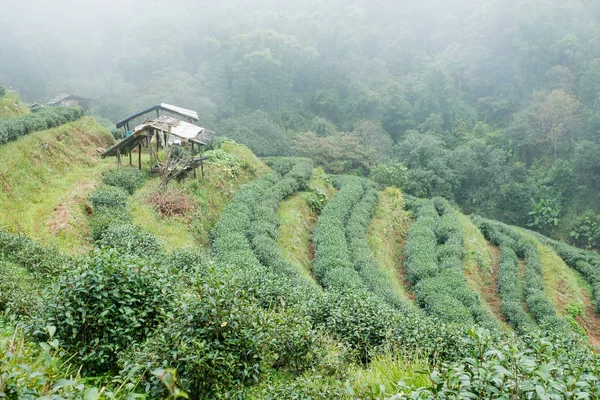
101, 115, 214, 158
47, 94, 91, 105
116, 103, 199, 129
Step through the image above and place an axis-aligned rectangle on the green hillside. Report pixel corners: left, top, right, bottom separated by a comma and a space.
2, 101, 600, 398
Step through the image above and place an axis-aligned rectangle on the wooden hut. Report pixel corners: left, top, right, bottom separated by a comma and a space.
47, 94, 92, 109
102, 106, 214, 179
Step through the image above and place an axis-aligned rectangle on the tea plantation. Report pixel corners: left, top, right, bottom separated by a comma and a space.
1, 93, 600, 399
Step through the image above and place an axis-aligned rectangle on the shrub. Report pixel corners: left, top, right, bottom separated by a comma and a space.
121, 277, 268, 398
404, 199, 497, 327
146, 188, 195, 218
89, 185, 129, 210
0, 229, 66, 276
40, 249, 174, 374
474, 217, 567, 332
0, 260, 42, 317
0, 106, 83, 146
0, 84, 5, 97
103, 167, 146, 195
97, 223, 163, 258
89, 207, 132, 241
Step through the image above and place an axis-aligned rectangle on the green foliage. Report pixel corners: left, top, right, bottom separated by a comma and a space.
0, 84, 5, 97
0, 106, 83, 146
569, 211, 600, 250
528, 197, 561, 231
0, 260, 41, 317
0, 325, 101, 399
293, 132, 376, 175
0, 228, 66, 276
122, 277, 267, 398
97, 223, 163, 258
474, 217, 568, 333
40, 248, 175, 374
218, 111, 291, 157
103, 167, 146, 195
89, 185, 129, 210
405, 199, 497, 328
303, 187, 327, 214
369, 163, 408, 189
410, 328, 600, 399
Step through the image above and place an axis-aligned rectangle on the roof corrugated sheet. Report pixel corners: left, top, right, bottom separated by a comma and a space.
116, 103, 199, 128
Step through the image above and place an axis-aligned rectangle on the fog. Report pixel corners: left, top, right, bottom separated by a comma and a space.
2, 0, 600, 261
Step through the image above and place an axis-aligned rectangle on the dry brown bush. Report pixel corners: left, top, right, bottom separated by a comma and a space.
146, 189, 195, 218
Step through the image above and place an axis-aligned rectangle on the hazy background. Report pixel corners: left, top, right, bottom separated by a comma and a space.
2, 0, 600, 248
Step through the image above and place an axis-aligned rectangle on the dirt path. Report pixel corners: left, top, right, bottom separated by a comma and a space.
480, 243, 509, 327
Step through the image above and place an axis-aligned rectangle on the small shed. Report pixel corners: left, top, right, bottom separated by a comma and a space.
102, 114, 215, 178
47, 94, 92, 109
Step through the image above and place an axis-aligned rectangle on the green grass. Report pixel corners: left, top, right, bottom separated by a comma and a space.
349, 348, 430, 397
0, 117, 114, 253
0, 91, 29, 118
366, 187, 412, 300
129, 179, 198, 251
277, 167, 334, 285
130, 141, 270, 250
459, 213, 510, 329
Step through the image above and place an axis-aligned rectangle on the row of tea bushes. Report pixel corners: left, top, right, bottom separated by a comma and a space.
88, 168, 161, 258
474, 217, 568, 333
0, 106, 83, 146
405, 198, 497, 328
529, 229, 600, 313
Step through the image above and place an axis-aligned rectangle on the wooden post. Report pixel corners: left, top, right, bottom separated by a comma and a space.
129, 149, 132, 166
117, 149, 121, 168
148, 131, 153, 172
200, 148, 205, 179
191, 142, 197, 178
138, 143, 142, 170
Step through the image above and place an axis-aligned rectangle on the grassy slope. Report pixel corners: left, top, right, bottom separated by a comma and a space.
459, 214, 510, 330
366, 187, 414, 302
519, 230, 600, 345
0, 91, 29, 118
277, 167, 333, 284
130, 141, 270, 250
0, 117, 114, 253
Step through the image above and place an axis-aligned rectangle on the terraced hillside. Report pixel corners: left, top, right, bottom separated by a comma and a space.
2, 94, 600, 398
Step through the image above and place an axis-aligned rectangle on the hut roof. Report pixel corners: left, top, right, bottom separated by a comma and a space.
47, 94, 91, 105
116, 103, 199, 129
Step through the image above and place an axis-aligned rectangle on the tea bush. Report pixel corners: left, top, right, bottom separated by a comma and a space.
346, 181, 413, 313
89, 185, 129, 210
409, 328, 600, 399
0, 228, 66, 276
474, 217, 568, 332
40, 248, 175, 374
405, 199, 497, 328
121, 277, 268, 398
103, 167, 146, 194
530, 230, 600, 313
0, 260, 42, 317
0, 106, 83, 146
97, 223, 163, 258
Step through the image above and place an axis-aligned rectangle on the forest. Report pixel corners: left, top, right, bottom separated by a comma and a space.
2, 0, 600, 398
